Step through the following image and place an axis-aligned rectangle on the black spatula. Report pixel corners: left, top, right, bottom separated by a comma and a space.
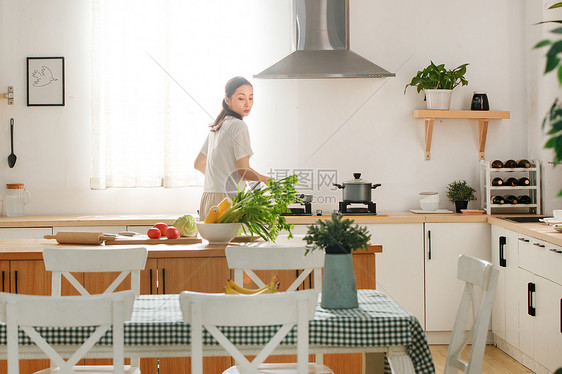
8, 118, 16, 168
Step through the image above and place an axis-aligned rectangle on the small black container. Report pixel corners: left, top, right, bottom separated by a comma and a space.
471, 91, 490, 111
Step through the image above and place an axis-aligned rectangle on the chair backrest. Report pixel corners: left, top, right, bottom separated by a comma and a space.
179, 289, 318, 374
225, 246, 324, 291
43, 246, 148, 296
0, 290, 135, 374
445, 255, 499, 374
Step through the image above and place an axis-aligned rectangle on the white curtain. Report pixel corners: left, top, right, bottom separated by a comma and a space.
91, 0, 267, 189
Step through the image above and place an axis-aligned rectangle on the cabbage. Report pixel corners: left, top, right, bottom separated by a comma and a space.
173, 214, 198, 237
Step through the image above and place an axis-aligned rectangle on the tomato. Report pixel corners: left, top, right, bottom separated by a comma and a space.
147, 227, 162, 239
153, 222, 169, 235
165, 227, 180, 239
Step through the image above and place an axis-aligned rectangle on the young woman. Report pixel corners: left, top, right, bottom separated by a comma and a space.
194, 76, 269, 220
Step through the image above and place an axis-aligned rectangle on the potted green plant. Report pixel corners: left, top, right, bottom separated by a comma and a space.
446, 180, 477, 213
303, 213, 371, 309
534, 2, 562, 196
404, 61, 469, 110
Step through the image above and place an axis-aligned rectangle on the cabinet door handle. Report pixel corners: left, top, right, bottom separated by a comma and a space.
533, 243, 545, 248
162, 268, 166, 294
528, 282, 536, 317
149, 269, 153, 295
1, 271, 5, 292
519, 237, 529, 242
427, 230, 432, 260
499, 236, 507, 267
14, 271, 18, 294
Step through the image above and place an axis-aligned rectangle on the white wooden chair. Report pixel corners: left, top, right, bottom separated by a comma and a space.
42, 246, 147, 372
225, 246, 324, 292
179, 289, 332, 374
444, 255, 499, 374
0, 290, 137, 374
43, 247, 148, 297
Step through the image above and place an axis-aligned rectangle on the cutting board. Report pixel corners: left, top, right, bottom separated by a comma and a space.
105, 235, 202, 245
45, 232, 202, 245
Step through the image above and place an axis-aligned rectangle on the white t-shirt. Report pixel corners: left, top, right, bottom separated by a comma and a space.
200, 116, 254, 193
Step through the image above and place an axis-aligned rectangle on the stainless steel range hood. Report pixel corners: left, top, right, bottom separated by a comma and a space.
254, 0, 395, 79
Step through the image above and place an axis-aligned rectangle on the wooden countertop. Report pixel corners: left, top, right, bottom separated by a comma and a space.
488, 217, 562, 247
0, 211, 489, 228
0, 236, 382, 261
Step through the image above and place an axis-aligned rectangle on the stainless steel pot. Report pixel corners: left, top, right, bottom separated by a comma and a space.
333, 173, 381, 203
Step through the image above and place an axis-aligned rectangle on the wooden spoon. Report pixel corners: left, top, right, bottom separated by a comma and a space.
7, 118, 16, 168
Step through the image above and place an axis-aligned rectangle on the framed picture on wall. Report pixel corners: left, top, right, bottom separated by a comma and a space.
26, 57, 65, 106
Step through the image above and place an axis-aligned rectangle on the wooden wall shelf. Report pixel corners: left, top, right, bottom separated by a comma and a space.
413, 110, 510, 160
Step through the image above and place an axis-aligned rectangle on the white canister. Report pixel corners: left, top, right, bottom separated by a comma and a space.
5, 184, 30, 217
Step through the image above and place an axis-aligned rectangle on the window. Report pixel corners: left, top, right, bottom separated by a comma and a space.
91, 0, 284, 189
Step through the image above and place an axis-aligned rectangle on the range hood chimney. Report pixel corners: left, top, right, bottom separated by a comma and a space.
254, 0, 395, 79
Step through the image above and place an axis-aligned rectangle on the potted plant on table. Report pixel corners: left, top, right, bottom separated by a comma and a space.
404, 61, 469, 110
446, 180, 477, 213
303, 213, 371, 309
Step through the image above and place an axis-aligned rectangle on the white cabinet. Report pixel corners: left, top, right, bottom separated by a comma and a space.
490, 225, 519, 348
0, 227, 52, 239
518, 235, 562, 372
424, 223, 491, 332
367, 224, 425, 328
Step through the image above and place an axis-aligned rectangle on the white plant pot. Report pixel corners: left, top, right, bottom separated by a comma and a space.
424, 89, 453, 110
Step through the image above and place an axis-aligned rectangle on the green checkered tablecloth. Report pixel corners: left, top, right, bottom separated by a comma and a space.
0, 290, 435, 374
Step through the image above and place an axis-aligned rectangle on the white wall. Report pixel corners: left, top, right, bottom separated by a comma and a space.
0, 0, 559, 216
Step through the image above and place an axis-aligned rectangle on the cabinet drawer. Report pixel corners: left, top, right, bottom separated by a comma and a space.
518, 236, 548, 276
0, 227, 52, 239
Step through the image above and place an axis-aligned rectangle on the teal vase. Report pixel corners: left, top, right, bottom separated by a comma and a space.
321, 252, 358, 309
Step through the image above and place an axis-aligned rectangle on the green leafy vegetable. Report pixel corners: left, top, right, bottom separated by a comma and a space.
217, 175, 300, 241
173, 214, 198, 237
303, 213, 371, 255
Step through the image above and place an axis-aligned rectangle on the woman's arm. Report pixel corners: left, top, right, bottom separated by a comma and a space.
194, 152, 207, 174
236, 156, 270, 183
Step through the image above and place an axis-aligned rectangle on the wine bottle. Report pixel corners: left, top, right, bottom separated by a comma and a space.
491, 177, 504, 186
517, 195, 532, 204
504, 159, 517, 168
505, 195, 518, 204
518, 177, 530, 186
491, 160, 503, 168
492, 195, 505, 204
517, 159, 532, 168
505, 177, 518, 186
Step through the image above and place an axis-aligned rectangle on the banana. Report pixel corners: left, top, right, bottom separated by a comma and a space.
224, 276, 279, 295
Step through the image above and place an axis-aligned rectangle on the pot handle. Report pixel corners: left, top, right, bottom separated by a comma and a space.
371, 183, 382, 190
333, 183, 344, 189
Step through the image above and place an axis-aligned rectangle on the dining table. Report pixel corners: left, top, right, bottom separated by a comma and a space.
0, 289, 435, 374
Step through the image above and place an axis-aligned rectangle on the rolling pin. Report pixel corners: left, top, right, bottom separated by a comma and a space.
44, 232, 115, 245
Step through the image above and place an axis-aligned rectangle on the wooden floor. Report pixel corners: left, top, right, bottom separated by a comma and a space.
430, 345, 534, 373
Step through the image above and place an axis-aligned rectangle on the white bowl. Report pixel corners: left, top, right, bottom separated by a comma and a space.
553, 210, 562, 219
196, 222, 241, 244
419, 192, 439, 211
420, 200, 439, 211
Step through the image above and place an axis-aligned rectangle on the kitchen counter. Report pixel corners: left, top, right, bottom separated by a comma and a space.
0, 236, 383, 261
0, 211, 489, 228
2, 212, 560, 246
488, 216, 562, 246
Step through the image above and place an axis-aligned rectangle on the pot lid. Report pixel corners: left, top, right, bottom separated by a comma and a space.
343, 173, 372, 185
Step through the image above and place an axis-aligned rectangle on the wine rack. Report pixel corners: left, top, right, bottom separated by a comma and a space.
480, 160, 541, 215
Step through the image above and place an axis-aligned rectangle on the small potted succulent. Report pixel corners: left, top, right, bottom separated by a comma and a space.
404, 61, 469, 110
446, 180, 477, 213
303, 213, 371, 309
